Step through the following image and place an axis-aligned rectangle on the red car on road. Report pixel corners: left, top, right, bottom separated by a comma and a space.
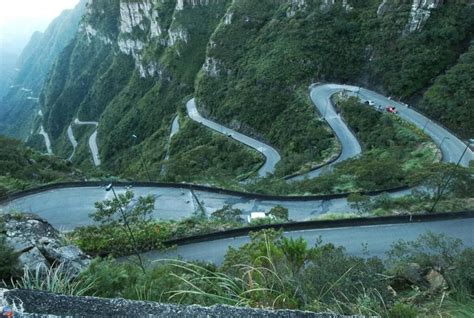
386, 106, 397, 114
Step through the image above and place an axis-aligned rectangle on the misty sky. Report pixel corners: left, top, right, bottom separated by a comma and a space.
0, 0, 79, 55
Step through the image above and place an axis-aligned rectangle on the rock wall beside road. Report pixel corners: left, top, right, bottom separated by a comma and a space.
2, 213, 90, 277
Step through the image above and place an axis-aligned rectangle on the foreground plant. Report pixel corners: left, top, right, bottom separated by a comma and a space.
11, 263, 94, 296
90, 188, 155, 272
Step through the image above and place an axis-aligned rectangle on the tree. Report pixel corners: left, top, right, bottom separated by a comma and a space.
409, 163, 474, 211
267, 205, 289, 221
90, 189, 155, 272
347, 193, 372, 215
210, 205, 243, 223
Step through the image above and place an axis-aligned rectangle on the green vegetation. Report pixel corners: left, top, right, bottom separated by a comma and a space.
419, 44, 474, 139
245, 97, 438, 195
196, 1, 473, 178
1, 1, 473, 189
11, 263, 94, 296
90, 189, 156, 272
0, 0, 86, 140
372, 2, 474, 99
41, 231, 474, 317
0, 136, 83, 196
0, 221, 19, 281
162, 120, 263, 183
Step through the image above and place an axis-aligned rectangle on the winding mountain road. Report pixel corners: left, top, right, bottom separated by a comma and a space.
67, 125, 78, 161
3, 84, 472, 230
187, 98, 281, 177
1, 185, 370, 230
160, 116, 181, 176
38, 125, 53, 155
356, 87, 473, 166
188, 84, 472, 181
74, 118, 101, 166
289, 85, 363, 180
145, 218, 474, 265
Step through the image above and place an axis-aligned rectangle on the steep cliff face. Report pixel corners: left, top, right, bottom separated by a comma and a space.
378, 0, 445, 33
406, 0, 444, 33
40, 0, 243, 178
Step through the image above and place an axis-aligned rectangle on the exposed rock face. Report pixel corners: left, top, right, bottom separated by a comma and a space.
399, 262, 424, 285
406, 0, 443, 33
425, 269, 447, 292
1, 289, 364, 318
202, 57, 222, 77
377, 0, 390, 16
377, 0, 445, 32
287, 0, 307, 17
224, 11, 233, 25
168, 27, 189, 46
177, 0, 221, 11
319, 0, 351, 11
2, 214, 90, 277
82, 0, 226, 78
120, 0, 161, 37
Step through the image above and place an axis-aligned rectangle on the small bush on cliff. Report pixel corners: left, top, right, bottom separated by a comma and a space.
0, 235, 19, 281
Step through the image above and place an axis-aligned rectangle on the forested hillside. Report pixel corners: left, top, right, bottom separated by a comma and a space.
0, 0, 86, 140
419, 44, 474, 139
0, 136, 82, 196
1, 0, 472, 184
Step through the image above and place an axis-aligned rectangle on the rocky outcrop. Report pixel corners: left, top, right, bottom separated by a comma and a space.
392, 262, 449, 294
2, 214, 90, 277
176, 0, 222, 11
287, 0, 307, 17
320, 0, 352, 11
202, 57, 222, 77
120, 0, 162, 37
1, 289, 364, 318
377, 0, 444, 32
405, 0, 443, 33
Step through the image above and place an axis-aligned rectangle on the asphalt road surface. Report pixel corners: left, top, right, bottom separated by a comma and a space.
1, 185, 415, 231
187, 98, 281, 177
1, 84, 471, 238
67, 125, 78, 161
289, 84, 363, 181
74, 118, 101, 166
38, 125, 53, 155
143, 218, 474, 265
357, 87, 474, 166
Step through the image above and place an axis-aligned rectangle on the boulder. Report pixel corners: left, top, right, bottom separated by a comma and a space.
424, 269, 447, 292
400, 263, 424, 285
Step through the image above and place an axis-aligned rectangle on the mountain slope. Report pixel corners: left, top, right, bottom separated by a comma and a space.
0, 0, 87, 140
0, 136, 82, 196
3, 0, 473, 184
39, 0, 263, 182
418, 44, 474, 140
196, 0, 474, 176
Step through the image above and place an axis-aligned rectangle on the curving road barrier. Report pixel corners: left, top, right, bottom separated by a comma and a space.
146, 212, 474, 265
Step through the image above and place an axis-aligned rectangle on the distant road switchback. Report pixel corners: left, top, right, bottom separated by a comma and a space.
74, 118, 101, 166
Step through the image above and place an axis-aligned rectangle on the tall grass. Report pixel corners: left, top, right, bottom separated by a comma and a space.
164, 236, 298, 308
11, 263, 95, 296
